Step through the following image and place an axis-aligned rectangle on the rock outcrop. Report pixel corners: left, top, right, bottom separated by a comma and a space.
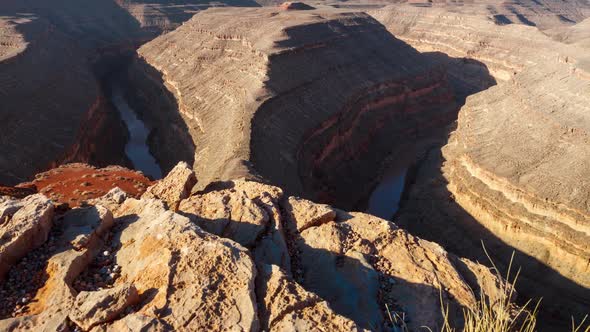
141, 161, 196, 211
0, 162, 510, 331
126, 6, 458, 209
0, 194, 54, 280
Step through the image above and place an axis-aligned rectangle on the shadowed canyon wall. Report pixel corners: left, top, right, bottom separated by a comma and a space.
127, 6, 469, 210
370, 5, 590, 328
0, 0, 261, 185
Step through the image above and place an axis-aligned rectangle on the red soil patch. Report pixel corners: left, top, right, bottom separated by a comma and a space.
15, 163, 153, 207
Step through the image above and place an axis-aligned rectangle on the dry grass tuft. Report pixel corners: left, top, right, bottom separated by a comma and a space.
385, 243, 590, 332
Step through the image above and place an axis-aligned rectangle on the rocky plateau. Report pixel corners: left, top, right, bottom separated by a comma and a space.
0, 162, 510, 331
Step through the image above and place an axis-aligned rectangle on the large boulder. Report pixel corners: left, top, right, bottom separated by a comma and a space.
141, 162, 197, 211
0, 194, 54, 280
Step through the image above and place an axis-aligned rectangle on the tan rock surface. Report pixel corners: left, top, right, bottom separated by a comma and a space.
0, 204, 113, 330
110, 197, 260, 331
0, 194, 53, 280
141, 161, 196, 211
257, 264, 366, 331
290, 208, 506, 330
285, 196, 336, 232
0, 167, 514, 331
71, 284, 140, 331
179, 186, 269, 247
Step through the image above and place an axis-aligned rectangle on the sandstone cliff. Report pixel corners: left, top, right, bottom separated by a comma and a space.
0, 0, 261, 186
127, 6, 458, 209
0, 15, 128, 185
0, 163, 509, 331
370, 4, 590, 327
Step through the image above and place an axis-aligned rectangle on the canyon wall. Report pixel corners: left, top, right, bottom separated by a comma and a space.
0, 16, 127, 185
0, 0, 261, 185
129, 6, 458, 208
370, 4, 590, 327
115, 0, 260, 34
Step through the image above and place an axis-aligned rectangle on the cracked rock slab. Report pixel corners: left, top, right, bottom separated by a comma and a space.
0, 194, 54, 280
285, 196, 336, 232
0, 205, 114, 331
294, 209, 506, 330
70, 283, 139, 331
106, 197, 259, 331
257, 264, 367, 332
179, 180, 281, 248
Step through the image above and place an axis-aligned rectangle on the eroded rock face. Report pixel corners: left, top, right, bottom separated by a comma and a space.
71, 284, 140, 331
257, 264, 366, 331
0, 204, 113, 330
128, 6, 457, 209
369, 4, 590, 326
108, 197, 260, 331
0, 194, 54, 280
289, 209, 507, 331
370, 5, 564, 82
0, 15, 128, 185
0, 164, 511, 331
141, 161, 196, 211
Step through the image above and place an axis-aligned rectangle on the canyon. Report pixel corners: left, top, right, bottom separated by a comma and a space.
370, 3, 590, 328
1, 0, 590, 330
126, 6, 460, 210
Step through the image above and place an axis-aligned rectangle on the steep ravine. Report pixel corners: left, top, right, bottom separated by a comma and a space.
122, 7, 478, 214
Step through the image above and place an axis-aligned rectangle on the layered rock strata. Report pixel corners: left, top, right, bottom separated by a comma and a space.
370, 4, 590, 326
370, 5, 567, 82
0, 16, 128, 185
0, 163, 510, 331
0, 0, 262, 185
128, 6, 457, 208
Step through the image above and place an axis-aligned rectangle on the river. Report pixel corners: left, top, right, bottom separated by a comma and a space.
110, 84, 162, 179
366, 168, 407, 219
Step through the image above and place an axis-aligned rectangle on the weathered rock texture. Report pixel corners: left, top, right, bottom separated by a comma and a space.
141, 161, 196, 210
0, 15, 128, 185
370, 4, 567, 81
370, 4, 590, 327
0, 194, 53, 280
0, 163, 510, 331
127, 6, 457, 209
548, 17, 590, 47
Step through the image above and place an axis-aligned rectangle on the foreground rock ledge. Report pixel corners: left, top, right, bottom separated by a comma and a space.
0, 163, 509, 331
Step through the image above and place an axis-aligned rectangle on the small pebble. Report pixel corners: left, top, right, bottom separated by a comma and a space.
103, 251, 109, 256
